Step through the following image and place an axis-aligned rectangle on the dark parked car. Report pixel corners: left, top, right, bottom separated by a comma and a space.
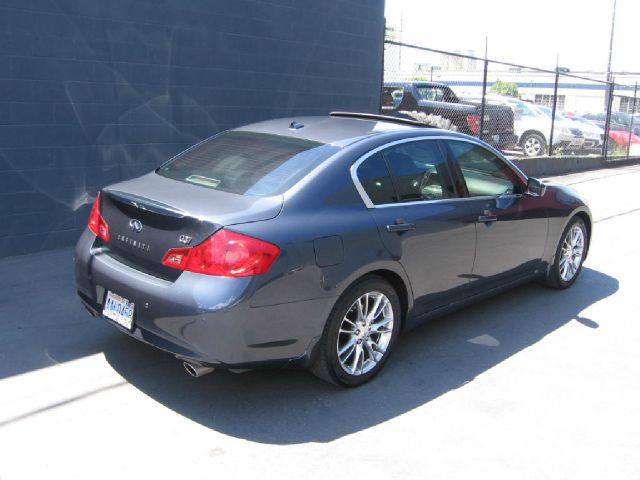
75, 113, 592, 387
382, 82, 517, 150
582, 111, 640, 136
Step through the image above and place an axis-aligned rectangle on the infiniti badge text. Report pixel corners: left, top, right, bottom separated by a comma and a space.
116, 234, 151, 252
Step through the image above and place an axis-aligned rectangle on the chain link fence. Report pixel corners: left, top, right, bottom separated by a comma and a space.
382, 40, 640, 161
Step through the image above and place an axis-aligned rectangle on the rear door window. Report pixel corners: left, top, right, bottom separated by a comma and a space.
158, 131, 339, 196
384, 140, 454, 201
356, 140, 455, 205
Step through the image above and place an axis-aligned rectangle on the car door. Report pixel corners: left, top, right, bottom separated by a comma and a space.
442, 139, 548, 289
353, 138, 476, 316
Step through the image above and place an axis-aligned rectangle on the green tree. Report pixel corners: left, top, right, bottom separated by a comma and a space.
490, 79, 519, 97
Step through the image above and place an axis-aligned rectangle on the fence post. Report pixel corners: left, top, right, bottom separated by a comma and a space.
548, 71, 560, 156
626, 82, 637, 159
379, 21, 386, 114
479, 58, 488, 141
478, 38, 489, 141
602, 79, 615, 159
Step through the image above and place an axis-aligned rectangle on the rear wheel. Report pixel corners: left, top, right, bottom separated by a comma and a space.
311, 276, 401, 387
545, 217, 588, 289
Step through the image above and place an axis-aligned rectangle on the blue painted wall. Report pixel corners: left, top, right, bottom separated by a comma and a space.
0, 0, 384, 256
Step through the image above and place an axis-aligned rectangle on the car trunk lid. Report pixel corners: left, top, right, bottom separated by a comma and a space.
100, 173, 283, 280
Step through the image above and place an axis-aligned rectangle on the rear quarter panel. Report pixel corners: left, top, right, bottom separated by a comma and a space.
230, 142, 413, 311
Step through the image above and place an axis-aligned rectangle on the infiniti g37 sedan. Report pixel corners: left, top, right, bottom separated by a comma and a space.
75, 112, 591, 387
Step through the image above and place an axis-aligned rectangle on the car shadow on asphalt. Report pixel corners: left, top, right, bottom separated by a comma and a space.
0, 248, 120, 379
102, 266, 618, 445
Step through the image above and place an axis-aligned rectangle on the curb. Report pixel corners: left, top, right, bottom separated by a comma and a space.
510, 155, 640, 177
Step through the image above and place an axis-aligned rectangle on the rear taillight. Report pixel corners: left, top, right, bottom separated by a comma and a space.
162, 229, 280, 277
466, 114, 480, 135
88, 192, 109, 241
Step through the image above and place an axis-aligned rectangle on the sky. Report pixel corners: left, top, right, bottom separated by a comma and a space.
384, 0, 638, 74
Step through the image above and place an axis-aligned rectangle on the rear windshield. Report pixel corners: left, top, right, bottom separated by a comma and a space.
157, 131, 340, 196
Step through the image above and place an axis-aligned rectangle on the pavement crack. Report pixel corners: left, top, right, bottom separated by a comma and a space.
595, 207, 640, 223
0, 381, 127, 428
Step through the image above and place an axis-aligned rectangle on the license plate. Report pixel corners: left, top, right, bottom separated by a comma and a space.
103, 291, 135, 330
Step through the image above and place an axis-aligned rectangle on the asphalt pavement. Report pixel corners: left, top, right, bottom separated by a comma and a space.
1, 164, 639, 479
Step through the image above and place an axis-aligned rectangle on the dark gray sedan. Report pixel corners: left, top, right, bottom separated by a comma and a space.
75, 113, 591, 387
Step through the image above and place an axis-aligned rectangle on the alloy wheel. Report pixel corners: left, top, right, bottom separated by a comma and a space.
524, 136, 543, 156
336, 291, 394, 376
559, 225, 585, 282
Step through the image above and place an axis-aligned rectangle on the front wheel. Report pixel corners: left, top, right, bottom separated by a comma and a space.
521, 132, 547, 157
311, 276, 401, 387
545, 217, 588, 289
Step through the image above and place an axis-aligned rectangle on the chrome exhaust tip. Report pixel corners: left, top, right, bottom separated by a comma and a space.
183, 361, 215, 378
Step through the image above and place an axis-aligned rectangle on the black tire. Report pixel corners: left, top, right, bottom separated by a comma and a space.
310, 276, 402, 387
545, 217, 588, 289
521, 132, 547, 157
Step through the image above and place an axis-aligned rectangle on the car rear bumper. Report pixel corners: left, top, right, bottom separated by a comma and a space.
74, 229, 333, 369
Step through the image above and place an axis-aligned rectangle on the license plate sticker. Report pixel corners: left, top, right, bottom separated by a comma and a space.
103, 291, 135, 330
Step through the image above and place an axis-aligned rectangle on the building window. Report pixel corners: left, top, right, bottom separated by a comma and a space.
534, 94, 565, 110
619, 96, 640, 114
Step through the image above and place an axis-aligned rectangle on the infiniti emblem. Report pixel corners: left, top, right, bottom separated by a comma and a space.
129, 219, 143, 233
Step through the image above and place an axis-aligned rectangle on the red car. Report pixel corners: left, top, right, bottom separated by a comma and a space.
608, 129, 640, 146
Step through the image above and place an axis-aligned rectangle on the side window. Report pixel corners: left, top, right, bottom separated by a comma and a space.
447, 141, 523, 197
356, 151, 396, 205
416, 87, 445, 102
384, 140, 453, 202
382, 87, 405, 109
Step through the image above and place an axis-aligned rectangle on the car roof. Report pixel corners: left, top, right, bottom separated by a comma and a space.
233, 115, 458, 146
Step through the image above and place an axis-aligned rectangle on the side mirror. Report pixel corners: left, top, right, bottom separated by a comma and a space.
526, 177, 547, 197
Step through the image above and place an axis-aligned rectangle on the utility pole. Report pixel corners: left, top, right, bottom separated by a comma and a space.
479, 37, 489, 142
398, 9, 403, 72
605, 0, 617, 109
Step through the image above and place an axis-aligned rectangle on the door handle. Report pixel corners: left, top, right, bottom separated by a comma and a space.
477, 215, 498, 223
386, 219, 416, 232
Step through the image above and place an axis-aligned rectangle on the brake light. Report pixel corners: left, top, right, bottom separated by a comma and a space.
162, 229, 280, 277
88, 192, 109, 241
466, 114, 480, 135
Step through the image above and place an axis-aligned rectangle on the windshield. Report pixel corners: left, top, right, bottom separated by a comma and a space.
552, 110, 569, 120
506, 100, 542, 118
617, 111, 632, 123
532, 105, 563, 119
158, 131, 340, 196
572, 116, 598, 127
